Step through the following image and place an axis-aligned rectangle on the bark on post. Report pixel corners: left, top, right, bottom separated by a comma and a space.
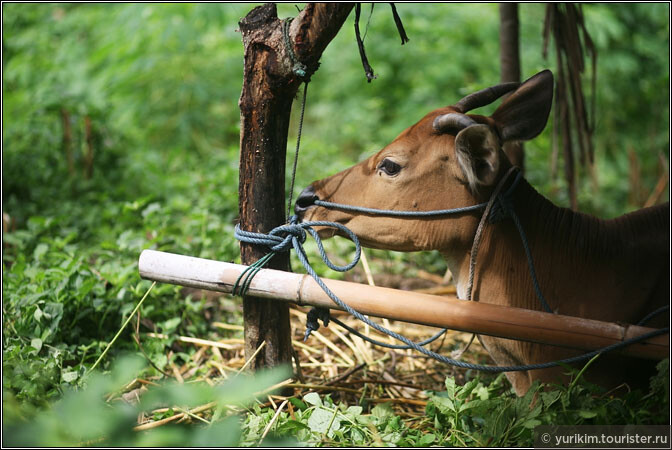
499, 3, 524, 171
238, 3, 353, 370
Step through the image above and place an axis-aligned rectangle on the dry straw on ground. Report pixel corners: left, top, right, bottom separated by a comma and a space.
119, 255, 491, 432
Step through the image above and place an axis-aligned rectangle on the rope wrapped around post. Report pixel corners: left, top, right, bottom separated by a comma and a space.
234, 217, 361, 340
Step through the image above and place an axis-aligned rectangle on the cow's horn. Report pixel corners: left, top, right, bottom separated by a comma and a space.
433, 113, 477, 133
455, 82, 520, 113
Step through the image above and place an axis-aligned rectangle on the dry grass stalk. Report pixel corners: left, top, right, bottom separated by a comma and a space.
301, 362, 352, 368
292, 339, 322, 355
209, 345, 224, 363
177, 335, 240, 350
171, 364, 184, 383
330, 325, 371, 365
254, 378, 294, 397
208, 360, 229, 379
212, 322, 244, 331
340, 378, 425, 392
286, 383, 362, 395
258, 399, 289, 445
177, 406, 211, 425
310, 330, 355, 366
367, 398, 428, 407
135, 402, 217, 431
323, 351, 337, 378
237, 341, 267, 375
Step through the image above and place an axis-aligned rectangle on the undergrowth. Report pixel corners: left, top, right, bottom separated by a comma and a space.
3, 355, 668, 446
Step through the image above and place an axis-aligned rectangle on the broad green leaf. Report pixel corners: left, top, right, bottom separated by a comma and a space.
418, 433, 436, 446
303, 392, 322, 407
371, 403, 394, 422
289, 397, 307, 411
345, 405, 363, 417
33, 243, 49, 261
31, 338, 43, 353
578, 410, 598, 419
62, 371, 78, 383
445, 377, 456, 398
307, 406, 340, 437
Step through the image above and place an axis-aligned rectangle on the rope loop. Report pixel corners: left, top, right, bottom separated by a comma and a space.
488, 170, 523, 224
235, 217, 362, 280
282, 17, 310, 80
268, 222, 307, 251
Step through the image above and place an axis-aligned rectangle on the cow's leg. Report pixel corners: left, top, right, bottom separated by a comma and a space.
478, 335, 532, 395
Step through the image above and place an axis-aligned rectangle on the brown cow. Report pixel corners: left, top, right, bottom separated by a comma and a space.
294, 70, 669, 395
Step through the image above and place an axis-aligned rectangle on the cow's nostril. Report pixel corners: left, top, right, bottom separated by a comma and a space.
295, 185, 319, 214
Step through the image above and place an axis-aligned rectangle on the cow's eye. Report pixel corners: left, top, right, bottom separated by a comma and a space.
379, 158, 402, 176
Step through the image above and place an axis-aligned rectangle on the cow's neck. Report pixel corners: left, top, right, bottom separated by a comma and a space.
445, 175, 667, 320
444, 177, 610, 315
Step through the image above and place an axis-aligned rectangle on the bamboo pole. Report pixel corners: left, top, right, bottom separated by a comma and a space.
139, 250, 668, 360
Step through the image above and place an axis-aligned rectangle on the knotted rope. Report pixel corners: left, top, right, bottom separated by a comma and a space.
233, 179, 669, 372
233, 212, 668, 372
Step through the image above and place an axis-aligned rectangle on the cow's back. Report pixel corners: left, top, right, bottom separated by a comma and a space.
606, 201, 669, 325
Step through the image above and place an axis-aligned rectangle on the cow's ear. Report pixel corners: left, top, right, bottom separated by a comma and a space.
491, 69, 554, 142
455, 124, 500, 190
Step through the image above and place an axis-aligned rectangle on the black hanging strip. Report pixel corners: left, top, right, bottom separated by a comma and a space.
389, 3, 409, 45
354, 3, 376, 82
354, 3, 410, 82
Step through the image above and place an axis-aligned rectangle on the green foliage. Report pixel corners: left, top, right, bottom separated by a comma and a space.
2, 139, 244, 406
424, 360, 670, 446
4, 355, 294, 446
240, 390, 432, 447
237, 360, 670, 447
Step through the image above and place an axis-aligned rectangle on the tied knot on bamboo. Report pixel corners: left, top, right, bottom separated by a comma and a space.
234, 216, 361, 339
234, 216, 361, 273
260, 217, 309, 253
233, 216, 362, 338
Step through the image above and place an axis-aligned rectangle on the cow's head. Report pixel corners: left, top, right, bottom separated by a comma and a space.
295, 70, 553, 255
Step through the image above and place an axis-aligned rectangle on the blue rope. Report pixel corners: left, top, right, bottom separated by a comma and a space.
637, 305, 670, 326
234, 213, 668, 372
316, 172, 553, 313
331, 316, 448, 350
314, 199, 487, 217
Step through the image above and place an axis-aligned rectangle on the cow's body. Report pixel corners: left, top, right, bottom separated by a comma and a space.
453, 177, 668, 394
295, 70, 669, 395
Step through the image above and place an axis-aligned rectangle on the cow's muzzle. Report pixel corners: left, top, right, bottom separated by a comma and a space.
294, 185, 319, 217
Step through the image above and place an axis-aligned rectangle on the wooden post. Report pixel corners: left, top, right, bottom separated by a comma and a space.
499, 3, 524, 171
237, 3, 354, 370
